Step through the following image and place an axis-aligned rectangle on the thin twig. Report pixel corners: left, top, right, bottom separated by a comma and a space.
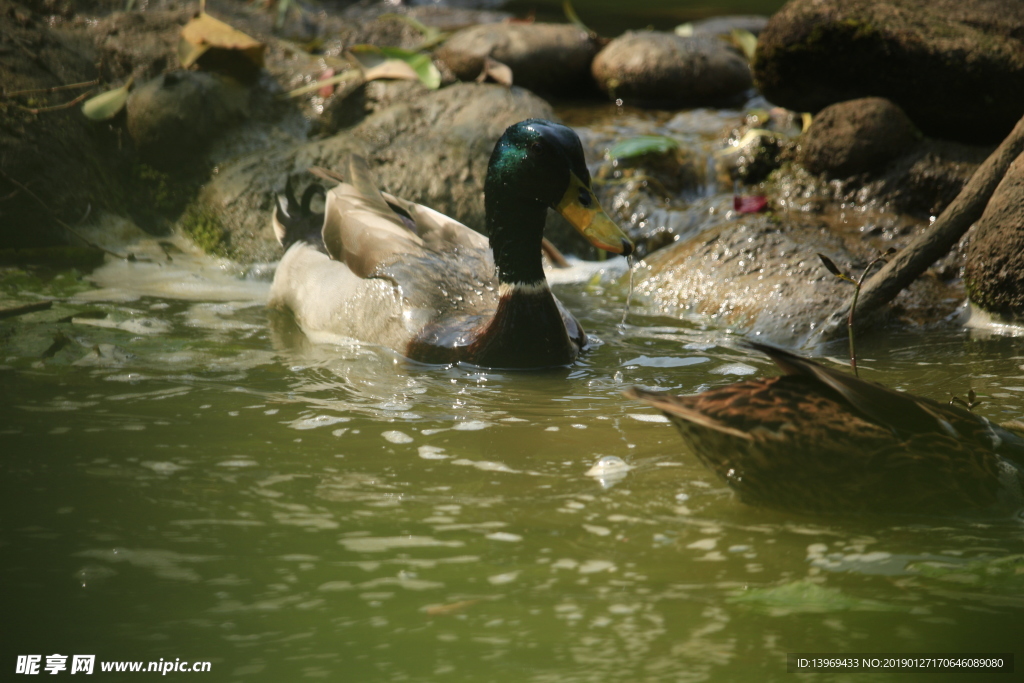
15, 90, 93, 114
0, 168, 128, 260
2, 79, 99, 97
846, 255, 890, 377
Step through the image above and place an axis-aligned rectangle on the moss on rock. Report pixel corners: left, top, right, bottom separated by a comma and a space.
181, 203, 229, 257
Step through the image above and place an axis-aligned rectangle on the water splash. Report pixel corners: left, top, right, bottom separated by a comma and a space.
619, 254, 635, 332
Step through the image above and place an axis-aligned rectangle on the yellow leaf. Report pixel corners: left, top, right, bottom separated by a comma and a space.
348, 45, 440, 89
363, 59, 420, 83
475, 57, 513, 87
178, 12, 265, 70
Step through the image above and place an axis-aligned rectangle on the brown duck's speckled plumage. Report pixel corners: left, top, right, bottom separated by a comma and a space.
627, 342, 1024, 516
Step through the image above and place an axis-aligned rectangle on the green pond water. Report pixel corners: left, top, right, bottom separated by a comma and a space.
3, 61, 1023, 683
3, 235, 1023, 682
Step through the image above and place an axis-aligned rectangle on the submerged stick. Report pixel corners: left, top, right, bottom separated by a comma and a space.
811, 113, 1024, 343
0, 300, 53, 320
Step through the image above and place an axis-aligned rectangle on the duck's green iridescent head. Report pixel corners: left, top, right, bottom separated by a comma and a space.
485, 120, 634, 265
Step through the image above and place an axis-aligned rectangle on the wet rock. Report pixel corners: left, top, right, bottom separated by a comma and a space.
798, 97, 919, 177
591, 31, 752, 108
335, 2, 510, 51
87, 9, 190, 81
634, 216, 854, 345
633, 210, 961, 346
194, 83, 554, 263
770, 137, 988, 220
964, 153, 1024, 319
435, 23, 599, 95
686, 15, 769, 37
126, 71, 249, 169
318, 79, 429, 136
754, 0, 1024, 144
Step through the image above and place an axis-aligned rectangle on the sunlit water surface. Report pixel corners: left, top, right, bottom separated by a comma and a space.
3, 236, 1023, 682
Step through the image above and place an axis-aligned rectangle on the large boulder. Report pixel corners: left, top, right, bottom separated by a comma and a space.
126, 71, 249, 168
963, 153, 1024, 319
192, 82, 554, 263
798, 97, 919, 177
435, 23, 599, 95
633, 210, 960, 346
591, 31, 752, 107
754, 0, 1024, 144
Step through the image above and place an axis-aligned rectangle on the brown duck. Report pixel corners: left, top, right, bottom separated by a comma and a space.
626, 341, 1024, 515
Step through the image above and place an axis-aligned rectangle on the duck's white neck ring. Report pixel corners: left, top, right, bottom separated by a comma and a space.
498, 281, 550, 298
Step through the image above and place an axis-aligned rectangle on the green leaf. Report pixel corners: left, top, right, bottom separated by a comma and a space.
608, 135, 679, 160
81, 79, 133, 121
379, 47, 441, 90
730, 28, 758, 62
350, 45, 441, 90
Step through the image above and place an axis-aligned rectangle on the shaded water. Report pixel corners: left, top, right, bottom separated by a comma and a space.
3, 234, 1023, 681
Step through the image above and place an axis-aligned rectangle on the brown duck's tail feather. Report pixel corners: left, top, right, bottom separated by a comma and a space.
624, 387, 753, 441
744, 340, 974, 439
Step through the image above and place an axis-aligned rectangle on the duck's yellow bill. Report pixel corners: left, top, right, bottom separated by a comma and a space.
555, 173, 634, 256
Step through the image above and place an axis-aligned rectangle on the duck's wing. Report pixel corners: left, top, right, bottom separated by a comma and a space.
380, 191, 491, 254
321, 156, 492, 279
321, 156, 428, 278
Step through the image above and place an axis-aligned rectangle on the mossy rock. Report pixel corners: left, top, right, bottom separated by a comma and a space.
753, 0, 1024, 143
964, 153, 1024, 319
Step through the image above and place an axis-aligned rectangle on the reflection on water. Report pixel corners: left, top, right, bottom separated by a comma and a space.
2, 231, 1022, 682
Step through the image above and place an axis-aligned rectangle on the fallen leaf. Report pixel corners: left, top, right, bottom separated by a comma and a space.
733, 195, 768, 213
349, 45, 440, 89
608, 135, 679, 160
730, 28, 758, 62
179, 12, 265, 80
475, 57, 513, 86
81, 78, 133, 120
363, 59, 420, 83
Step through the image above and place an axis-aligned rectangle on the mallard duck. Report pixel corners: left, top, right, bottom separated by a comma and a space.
626, 341, 1024, 515
268, 119, 633, 369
